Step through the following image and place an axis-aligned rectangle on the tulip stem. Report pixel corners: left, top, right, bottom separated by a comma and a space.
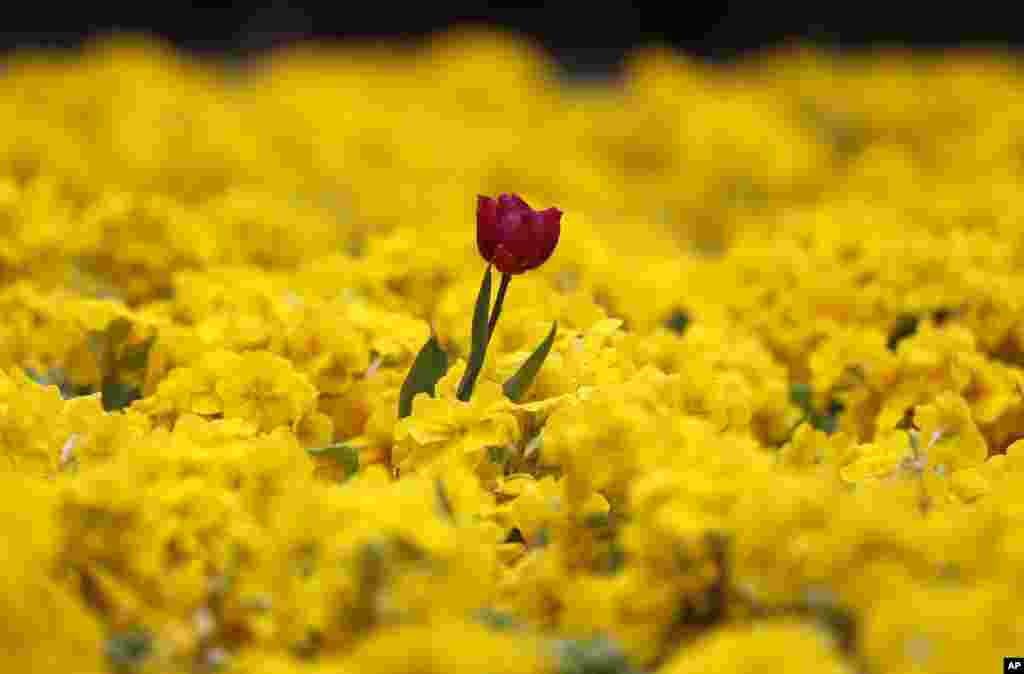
487, 272, 512, 347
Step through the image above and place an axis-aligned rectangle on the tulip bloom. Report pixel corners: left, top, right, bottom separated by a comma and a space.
400, 193, 563, 411
477, 194, 562, 275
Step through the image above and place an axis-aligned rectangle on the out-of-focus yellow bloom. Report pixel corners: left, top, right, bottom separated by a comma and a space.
660, 620, 854, 674
136, 349, 327, 440
0, 472, 106, 673
0, 368, 150, 476
344, 620, 549, 674
58, 420, 314, 664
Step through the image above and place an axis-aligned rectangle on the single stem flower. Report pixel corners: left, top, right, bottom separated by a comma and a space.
400, 193, 563, 418
476, 192, 560, 351
486, 271, 512, 348
459, 193, 562, 401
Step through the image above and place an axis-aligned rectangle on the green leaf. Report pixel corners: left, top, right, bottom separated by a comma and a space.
101, 380, 143, 412
105, 628, 152, 673
487, 444, 510, 467
352, 541, 386, 630
504, 528, 525, 544
887, 313, 919, 351
475, 607, 520, 631
789, 382, 813, 412
398, 335, 449, 419
503, 321, 558, 402
786, 384, 843, 437
665, 308, 691, 334
118, 336, 156, 371
555, 635, 637, 674
604, 541, 626, 574
456, 265, 493, 402
87, 317, 134, 368
811, 399, 845, 435
306, 442, 360, 481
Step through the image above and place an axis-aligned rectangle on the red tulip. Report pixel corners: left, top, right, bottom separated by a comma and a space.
477, 194, 562, 275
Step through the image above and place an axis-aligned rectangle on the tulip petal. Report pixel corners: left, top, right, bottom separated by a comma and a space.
540, 207, 562, 232
506, 209, 537, 256
493, 243, 525, 275
499, 193, 531, 213
536, 208, 562, 261
477, 195, 499, 261
477, 194, 561, 274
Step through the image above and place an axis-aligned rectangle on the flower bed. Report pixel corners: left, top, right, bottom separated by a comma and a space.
2, 31, 1023, 673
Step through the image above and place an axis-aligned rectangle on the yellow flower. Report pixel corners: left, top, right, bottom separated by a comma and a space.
216, 351, 319, 433
950, 466, 990, 503
393, 363, 520, 478
913, 392, 988, 472
491, 474, 608, 547
344, 620, 547, 674
493, 317, 635, 403
839, 430, 914, 483
8, 35, 1024, 670
1, 368, 70, 475
138, 349, 320, 436
0, 473, 106, 674
780, 423, 856, 473
285, 303, 370, 396
133, 350, 229, 423
660, 620, 854, 674
706, 371, 754, 432
58, 420, 313, 661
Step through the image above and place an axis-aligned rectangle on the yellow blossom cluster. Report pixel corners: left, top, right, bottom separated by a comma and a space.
3, 30, 1024, 674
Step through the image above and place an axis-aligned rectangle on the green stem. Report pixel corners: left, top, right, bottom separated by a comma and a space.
456, 265, 494, 402
486, 272, 512, 348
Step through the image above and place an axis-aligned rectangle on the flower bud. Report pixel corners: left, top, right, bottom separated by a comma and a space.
476, 194, 561, 275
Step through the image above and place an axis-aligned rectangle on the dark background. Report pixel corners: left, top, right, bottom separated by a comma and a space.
2, 3, 1023, 76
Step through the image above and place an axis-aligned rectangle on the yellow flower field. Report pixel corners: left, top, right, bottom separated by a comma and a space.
2, 29, 1024, 673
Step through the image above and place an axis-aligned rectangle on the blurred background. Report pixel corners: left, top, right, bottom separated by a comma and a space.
3, 3, 1023, 75
5, 2, 1024, 343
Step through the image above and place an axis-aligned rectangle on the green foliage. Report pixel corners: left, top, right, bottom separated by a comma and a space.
664, 308, 691, 335
555, 635, 639, 674
398, 335, 449, 419
105, 628, 152, 673
504, 321, 558, 402
457, 265, 493, 402
788, 383, 844, 436
887, 313, 919, 351
305, 442, 360, 482
475, 607, 520, 631
101, 380, 144, 412
85, 318, 154, 411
